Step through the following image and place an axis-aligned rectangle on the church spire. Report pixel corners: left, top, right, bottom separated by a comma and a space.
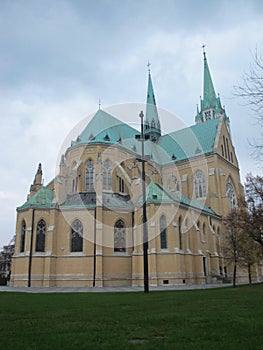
29, 163, 43, 198
144, 63, 161, 142
195, 47, 230, 133
202, 49, 217, 111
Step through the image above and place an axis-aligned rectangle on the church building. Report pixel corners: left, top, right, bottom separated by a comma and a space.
11, 52, 250, 287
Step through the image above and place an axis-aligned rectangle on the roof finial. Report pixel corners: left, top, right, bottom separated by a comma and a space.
147, 60, 151, 73
98, 99, 101, 110
202, 44, 206, 57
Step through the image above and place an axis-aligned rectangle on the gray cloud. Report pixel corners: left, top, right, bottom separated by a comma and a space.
0, 0, 262, 246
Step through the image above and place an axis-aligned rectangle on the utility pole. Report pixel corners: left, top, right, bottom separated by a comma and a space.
136, 110, 149, 293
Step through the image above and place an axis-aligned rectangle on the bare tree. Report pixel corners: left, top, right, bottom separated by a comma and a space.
234, 49, 263, 160
223, 210, 244, 288
223, 193, 262, 287
245, 174, 263, 254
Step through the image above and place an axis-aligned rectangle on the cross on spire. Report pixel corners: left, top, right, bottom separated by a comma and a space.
147, 60, 151, 72
202, 44, 206, 57
98, 99, 101, 110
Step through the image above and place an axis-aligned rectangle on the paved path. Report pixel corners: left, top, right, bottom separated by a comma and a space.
0, 283, 232, 293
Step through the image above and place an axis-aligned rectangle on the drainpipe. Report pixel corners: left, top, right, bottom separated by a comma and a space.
28, 208, 35, 287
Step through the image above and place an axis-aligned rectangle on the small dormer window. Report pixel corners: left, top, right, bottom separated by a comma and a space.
104, 134, 110, 141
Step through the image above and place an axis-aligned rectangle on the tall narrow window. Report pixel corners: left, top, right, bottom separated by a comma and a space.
114, 220, 126, 252
221, 144, 225, 157
103, 159, 112, 190
20, 220, 26, 253
178, 216, 183, 250
71, 219, 83, 252
223, 136, 227, 159
36, 219, 46, 252
160, 215, 167, 249
226, 177, 237, 211
85, 160, 94, 191
194, 170, 206, 198
226, 138, 230, 160
118, 177, 125, 193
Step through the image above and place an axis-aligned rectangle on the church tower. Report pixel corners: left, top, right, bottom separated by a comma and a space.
144, 66, 161, 142
195, 49, 230, 133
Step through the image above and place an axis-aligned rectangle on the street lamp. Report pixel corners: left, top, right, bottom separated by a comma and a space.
135, 110, 150, 293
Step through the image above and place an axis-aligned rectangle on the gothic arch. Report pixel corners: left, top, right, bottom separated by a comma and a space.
103, 159, 112, 190
35, 219, 46, 252
70, 219, 83, 252
85, 159, 94, 191
194, 170, 207, 198
114, 219, 126, 252
20, 220, 26, 253
160, 215, 167, 249
226, 176, 237, 210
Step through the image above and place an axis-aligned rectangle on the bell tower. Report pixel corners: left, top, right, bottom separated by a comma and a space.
195, 47, 230, 134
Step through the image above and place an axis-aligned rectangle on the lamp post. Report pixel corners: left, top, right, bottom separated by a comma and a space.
136, 110, 149, 293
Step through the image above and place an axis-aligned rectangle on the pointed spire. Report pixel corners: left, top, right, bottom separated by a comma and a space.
195, 104, 202, 124
196, 48, 230, 132
202, 49, 217, 110
144, 66, 161, 142
29, 163, 43, 198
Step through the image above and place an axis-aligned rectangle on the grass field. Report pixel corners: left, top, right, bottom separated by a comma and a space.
0, 284, 262, 350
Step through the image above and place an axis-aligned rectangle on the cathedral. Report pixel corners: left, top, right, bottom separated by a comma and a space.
11, 52, 251, 287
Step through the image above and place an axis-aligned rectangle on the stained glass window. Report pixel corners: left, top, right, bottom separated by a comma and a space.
71, 219, 83, 252
194, 170, 207, 198
226, 177, 237, 210
20, 220, 26, 253
85, 160, 94, 191
36, 219, 46, 252
103, 159, 112, 190
160, 215, 167, 249
114, 220, 126, 252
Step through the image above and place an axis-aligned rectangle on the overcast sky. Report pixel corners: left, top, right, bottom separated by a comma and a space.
0, 0, 262, 247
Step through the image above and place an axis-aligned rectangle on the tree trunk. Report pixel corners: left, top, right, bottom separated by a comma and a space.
248, 264, 252, 284
233, 262, 237, 288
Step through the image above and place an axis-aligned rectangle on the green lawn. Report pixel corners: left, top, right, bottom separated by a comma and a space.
0, 284, 262, 350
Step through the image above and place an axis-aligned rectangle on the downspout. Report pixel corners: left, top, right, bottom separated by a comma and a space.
28, 208, 35, 287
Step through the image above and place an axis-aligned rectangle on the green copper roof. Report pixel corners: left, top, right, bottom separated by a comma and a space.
71, 109, 138, 147
136, 180, 219, 217
158, 118, 220, 164
144, 71, 161, 139
202, 52, 218, 110
17, 187, 54, 210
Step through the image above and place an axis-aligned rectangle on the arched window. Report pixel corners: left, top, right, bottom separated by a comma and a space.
221, 144, 225, 157
85, 160, 94, 191
36, 219, 46, 252
194, 170, 207, 198
178, 216, 183, 250
103, 159, 112, 190
160, 215, 167, 249
114, 220, 126, 252
20, 220, 26, 253
226, 177, 237, 211
71, 219, 83, 252
226, 138, 230, 160
223, 136, 227, 159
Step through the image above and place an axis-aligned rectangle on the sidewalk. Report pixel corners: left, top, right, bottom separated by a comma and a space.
0, 283, 232, 293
